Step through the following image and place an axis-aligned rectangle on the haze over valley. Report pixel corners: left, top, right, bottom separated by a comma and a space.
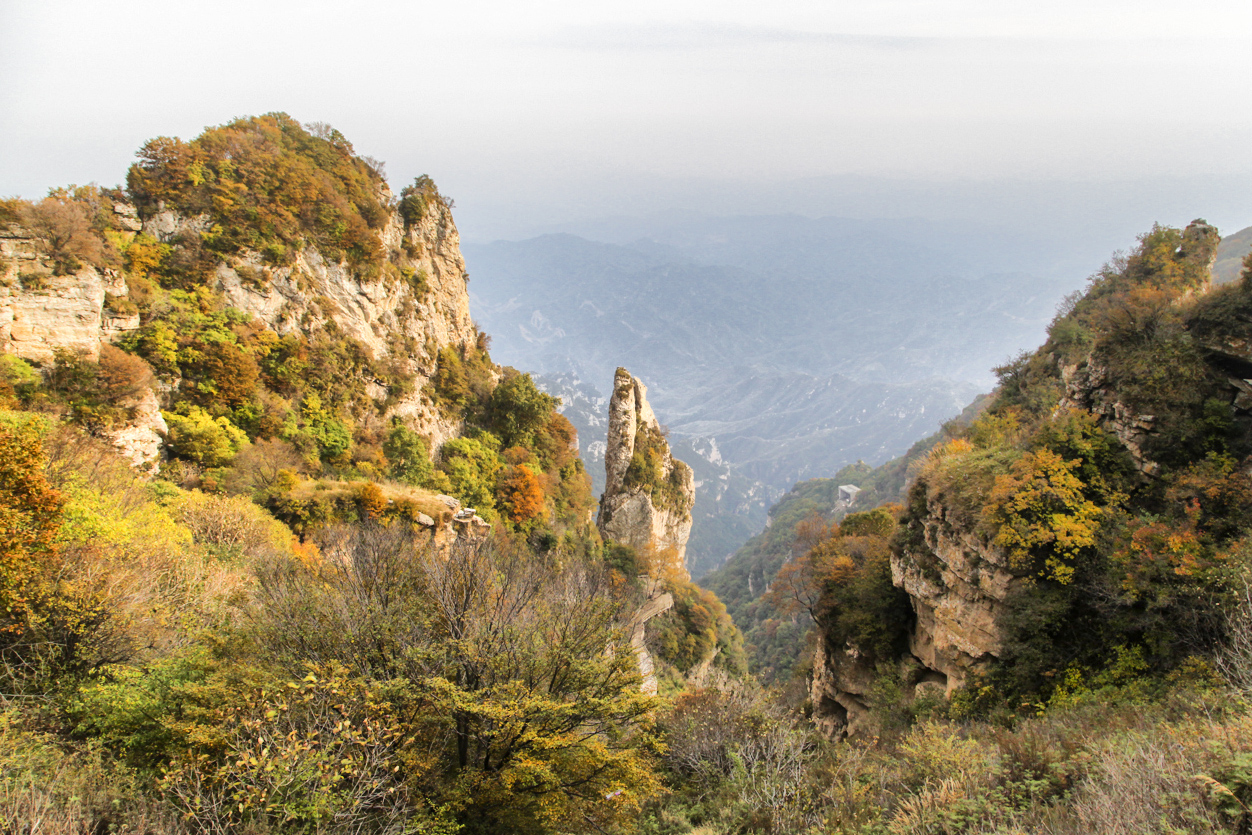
468, 211, 1111, 573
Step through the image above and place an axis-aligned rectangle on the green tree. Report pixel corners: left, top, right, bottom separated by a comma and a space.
487, 370, 558, 449
164, 407, 248, 467
383, 421, 433, 486
439, 434, 501, 510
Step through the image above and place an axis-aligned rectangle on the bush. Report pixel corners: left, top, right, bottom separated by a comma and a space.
163, 407, 247, 468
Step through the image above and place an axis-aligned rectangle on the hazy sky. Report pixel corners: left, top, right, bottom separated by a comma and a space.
4, 0, 1252, 240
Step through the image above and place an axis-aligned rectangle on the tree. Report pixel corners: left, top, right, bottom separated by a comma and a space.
383, 421, 433, 486
24, 194, 110, 274
987, 448, 1102, 584
497, 465, 544, 525
487, 370, 558, 449
0, 422, 66, 643
164, 407, 248, 468
439, 434, 501, 510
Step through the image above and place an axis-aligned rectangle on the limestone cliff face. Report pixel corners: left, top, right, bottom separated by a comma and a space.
0, 192, 477, 471
808, 483, 1017, 738
889, 491, 1020, 694
1057, 358, 1161, 476
147, 191, 476, 448
154, 188, 476, 370
596, 368, 695, 576
0, 206, 140, 363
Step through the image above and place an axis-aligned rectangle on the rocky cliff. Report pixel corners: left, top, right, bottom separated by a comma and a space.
0, 204, 140, 363
148, 190, 477, 452
0, 187, 476, 470
808, 481, 1016, 738
889, 491, 1019, 694
810, 220, 1237, 738
597, 367, 695, 577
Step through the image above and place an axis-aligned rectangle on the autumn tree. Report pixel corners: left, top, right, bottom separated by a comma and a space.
0, 422, 66, 643
987, 447, 1102, 584
497, 464, 545, 525
22, 192, 113, 274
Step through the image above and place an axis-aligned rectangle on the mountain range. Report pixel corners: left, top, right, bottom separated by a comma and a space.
465, 214, 1084, 575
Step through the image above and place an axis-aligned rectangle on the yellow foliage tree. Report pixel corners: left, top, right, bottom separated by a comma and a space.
987, 448, 1102, 584
0, 422, 66, 640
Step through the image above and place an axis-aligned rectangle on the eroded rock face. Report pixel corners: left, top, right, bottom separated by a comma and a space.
890, 492, 1020, 694
810, 486, 1021, 738
1058, 359, 1160, 476
596, 368, 695, 575
0, 193, 477, 475
150, 190, 476, 376
104, 386, 168, 475
809, 637, 876, 739
0, 228, 112, 363
629, 577, 675, 696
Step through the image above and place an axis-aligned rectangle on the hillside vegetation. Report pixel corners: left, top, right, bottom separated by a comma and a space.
7, 112, 1252, 834
0, 115, 745, 835
0, 114, 597, 546
681, 220, 1252, 833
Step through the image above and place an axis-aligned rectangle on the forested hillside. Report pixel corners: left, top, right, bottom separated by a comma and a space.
713, 219, 1252, 832
0, 114, 744, 835
7, 112, 1252, 835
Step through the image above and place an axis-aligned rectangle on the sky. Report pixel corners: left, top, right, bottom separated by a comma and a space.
4, 0, 1252, 241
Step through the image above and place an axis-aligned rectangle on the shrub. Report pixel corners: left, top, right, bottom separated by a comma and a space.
163, 407, 247, 468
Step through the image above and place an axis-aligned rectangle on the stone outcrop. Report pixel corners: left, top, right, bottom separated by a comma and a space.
596, 368, 695, 576
628, 578, 675, 695
104, 386, 168, 474
151, 192, 476, 448
810, 484, 1021, 738
890, 492, 1020, 694
809, 219, 1231, 739
165, 189, 476, 369
0, 191, 477, 473
0, 220, 133, 363
1057, 358, 1160, 476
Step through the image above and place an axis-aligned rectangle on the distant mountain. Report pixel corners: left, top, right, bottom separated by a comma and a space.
466, 214, 1081, 576
1214, 225, 1252, 284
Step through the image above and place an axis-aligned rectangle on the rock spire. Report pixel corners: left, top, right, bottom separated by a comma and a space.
596, 368, 695, 577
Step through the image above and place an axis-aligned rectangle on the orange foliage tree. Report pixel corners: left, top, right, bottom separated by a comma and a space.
497, 464, 545, 525
987, 448, 1102, 584
0, 423, 65, 640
